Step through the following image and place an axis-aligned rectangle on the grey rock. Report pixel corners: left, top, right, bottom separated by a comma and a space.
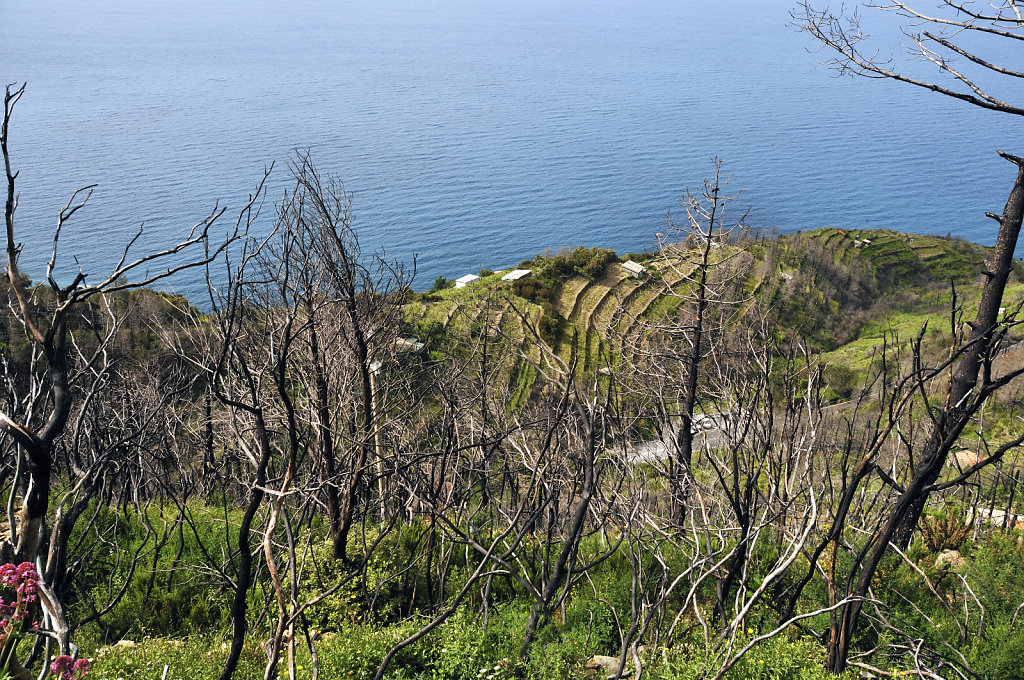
584, 655, 633, 679
935, 549, 966, 571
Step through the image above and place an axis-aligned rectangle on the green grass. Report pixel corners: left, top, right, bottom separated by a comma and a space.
555, 276, 590, 318
821, 281, 1024, 373
404, 230, 1015, 412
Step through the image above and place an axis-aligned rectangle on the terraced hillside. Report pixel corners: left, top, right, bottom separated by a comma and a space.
808, 227, 991, 285
402, 231, 1022, 406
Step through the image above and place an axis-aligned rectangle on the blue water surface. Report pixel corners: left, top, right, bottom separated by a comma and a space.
2, 0, 1022, 297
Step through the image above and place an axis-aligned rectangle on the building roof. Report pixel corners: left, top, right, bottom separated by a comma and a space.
455, 274, 480, 284
622, 260, 646, 275
501, 269, 532, 281
395, 337, 426, 353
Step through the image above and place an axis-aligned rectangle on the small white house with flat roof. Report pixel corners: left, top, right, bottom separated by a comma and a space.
455, 274, 480, 288
622, 260, 646, 278
501, 269, 532, 282
394, 337, 426, 353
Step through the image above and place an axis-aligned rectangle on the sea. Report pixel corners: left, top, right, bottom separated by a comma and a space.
3, 0, 1022, 298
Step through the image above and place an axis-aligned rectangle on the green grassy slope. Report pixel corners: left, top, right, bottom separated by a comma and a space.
403, 230, 1020, 403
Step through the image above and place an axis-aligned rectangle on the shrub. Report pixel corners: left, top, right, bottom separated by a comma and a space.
538, 306, 566, 346
431, 276, 454, 292
919, 505, 971, 553
71, 504, 237, 642
645, 634, 856, 680
512, 277, 556, 306
316, 623, 427, 679
544, 246, 618, 281
823, 364, 856, 401
969, 621, 1024, 680
414, 318, 445, 346
90, 637, 265, 680
964, 530, 1024, 619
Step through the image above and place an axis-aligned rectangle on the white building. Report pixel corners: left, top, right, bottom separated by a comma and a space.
455, 274, 480, 288
394, 337, 426, 353
501, 269, 532, 282
622, 260, 646, 278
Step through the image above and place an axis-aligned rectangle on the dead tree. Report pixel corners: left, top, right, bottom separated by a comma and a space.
169, 154, 414, 680
795, 1, 1024, 117
623, 159, 751, 523
603, 316, 834, 680
281, 153, 413, 562
1, 83, 268, 673
793, 3, 1024, 671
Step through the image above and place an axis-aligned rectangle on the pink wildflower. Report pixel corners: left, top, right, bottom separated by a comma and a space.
49, 655, 89, 680
50, 655, 73, 676
1, 562, 44, 659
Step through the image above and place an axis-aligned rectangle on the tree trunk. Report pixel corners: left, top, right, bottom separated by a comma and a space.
890, 153, 1024, 548
827, 151, 1024, 673
219, 415, 271, 680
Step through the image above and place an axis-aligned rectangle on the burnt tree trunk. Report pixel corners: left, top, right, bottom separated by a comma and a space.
826, 151, 1024, 673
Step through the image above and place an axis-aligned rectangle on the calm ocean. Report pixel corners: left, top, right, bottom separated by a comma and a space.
3, 0, 1022, 297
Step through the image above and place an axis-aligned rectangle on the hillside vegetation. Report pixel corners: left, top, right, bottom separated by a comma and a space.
5, 204, 1024, 680
404, 228, 1021, 401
